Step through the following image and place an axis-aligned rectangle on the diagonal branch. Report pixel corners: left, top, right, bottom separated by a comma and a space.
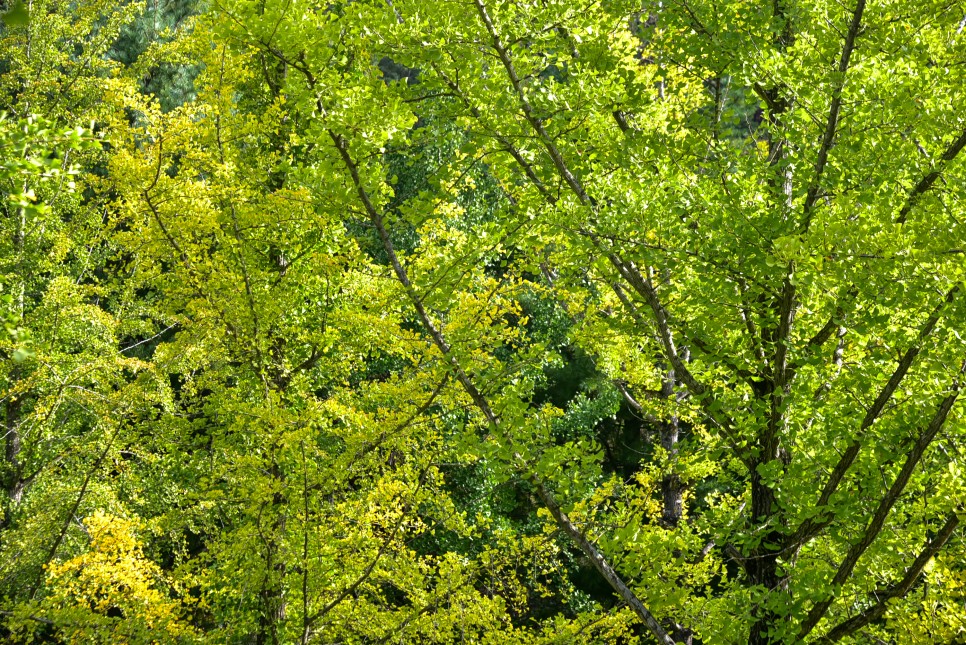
29, 426, 119, 599
896, 128, 966, 224
679, 323, 764, 390
738, 279, 768, 364
349, 373, 450, 464
804, 286, 858, 352
608, 259, 753, 468
305, 470, 427, 627
801, 0, 867, 232
471, 0, 594, 208
787, 283, 960, 550
817, 511, 961, 643
329, 131, 499, 426
330, 131, 677, 645
428, 60, 560, 207
532, 478, 677, 645
470, 0, 749, 468
797, 361, 966, 639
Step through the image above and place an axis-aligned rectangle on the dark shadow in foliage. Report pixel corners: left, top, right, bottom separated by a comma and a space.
109, 0, 200, 111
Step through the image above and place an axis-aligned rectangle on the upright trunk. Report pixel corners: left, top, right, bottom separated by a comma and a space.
747, 468, 783, 645
255, 461, 287, 645
3, 199, 28, 529
3, 381, 24, 517
747, 3, 796, 641
659, 417, 683, 528
659, 367, 684, 528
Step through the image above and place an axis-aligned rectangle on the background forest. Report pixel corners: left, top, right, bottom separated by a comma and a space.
2, 0, 966, 643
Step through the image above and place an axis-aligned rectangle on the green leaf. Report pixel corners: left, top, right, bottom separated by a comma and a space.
2, 0, 29, 27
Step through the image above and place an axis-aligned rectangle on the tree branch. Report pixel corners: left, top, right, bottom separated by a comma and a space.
787, 284, 960, 550
896, 128, 966, 224
798, 361, 966, 639
330, 129, 677, 644
817, 511, 961, 642
442, 4, 751, 468
801, 0, 867, 231
305, 472, 426, 627
532, 475, 677, 645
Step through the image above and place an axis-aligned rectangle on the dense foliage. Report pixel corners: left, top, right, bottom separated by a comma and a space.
2, 0, 966, 643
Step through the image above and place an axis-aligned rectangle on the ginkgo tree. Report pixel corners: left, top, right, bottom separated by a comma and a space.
202, 0, 966, 642
0, 7, 178, 641
4, 0, 966, 643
